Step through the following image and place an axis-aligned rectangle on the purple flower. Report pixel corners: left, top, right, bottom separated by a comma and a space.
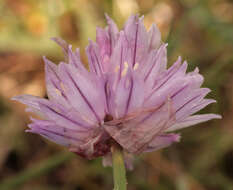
12, 14, 221, 168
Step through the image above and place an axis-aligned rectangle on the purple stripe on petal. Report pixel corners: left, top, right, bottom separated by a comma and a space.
105, 13, 119, 53
43, 57, 68, 104
132, 20, 138, 67
30, 118, 89, 133
96, 27, 112, 73
12, 95, 42, 111
151, 58, 184, 91
86, 41, 103, 76
38, 101, 93, 130
58, 62, 106, 123
124, 15, 149, 67
11, 95, 47, 118
124, 76, 134, 115
144, 77, 189, 108
65, 68, 101, 122
175, 88, 211, 120
67, 45, 86, 70
104, 98, 172, 153
167, 114, 222, 132
143, 44, 168, 86
28, 126, 83, 147
185, 99, 216, 116
109, 70, 144, 119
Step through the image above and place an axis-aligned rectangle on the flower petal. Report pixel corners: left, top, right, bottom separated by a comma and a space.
96, 27, 111, 72
148, 23, 161, 50
58, 62, 106, 123
27, 119, 86, 147
104, 99, 173, 153
38, 99, 96, 130
141, 44, 167, 92
166, 114, 222, 132
105, 13, 119, 52
51, 37, 69, 58
108, 31, 135, 80
43, 57, 68, 105
108, 70, 144, 119
51, 37, 85, 70
174, 88, 211, 120
124, 15, 149, 67
143, 133, 180, 152
86, 41, 104, 76
11, 95, 46, 117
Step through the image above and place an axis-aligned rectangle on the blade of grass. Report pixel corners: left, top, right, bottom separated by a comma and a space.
0, 152, 74, 190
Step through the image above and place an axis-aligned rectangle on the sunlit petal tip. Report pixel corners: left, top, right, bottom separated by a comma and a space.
104, 13, 111, 21
173, 133, 181, 142
214, 114, 222, 119
139, 15, 144, 20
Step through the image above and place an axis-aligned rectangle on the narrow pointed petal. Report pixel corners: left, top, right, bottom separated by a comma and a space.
86, 41, 103, 76
27, 119, 86, 147
58, 62, 106, 123
174, 88, 211, 120
142, 44, 167, 91
183, 99, 216, 117
166, 114, 222, 132
145, 76, 190, 108
144, 133, 180, 152
38, 100, 96, 130
51, 37, 69, 58
12, 94, 42, 111
148, 23, 161, 50
51, 37, 85, 70
67, 45, 86, 70
43, 57, 68, 105
108, 70, 144, 119
11, 95, 46, 117
105, 13, 119, 52
170, 82, 207, 112
124, 15, 149, 67
149, 57, 187, 92
108, 31, 132, 78
96, 27, 111, 72
104, 99, 173, 153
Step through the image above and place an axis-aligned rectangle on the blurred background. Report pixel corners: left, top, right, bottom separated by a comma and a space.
0, 0, 232, 189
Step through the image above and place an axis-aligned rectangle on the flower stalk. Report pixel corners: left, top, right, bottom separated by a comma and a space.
111, 143, 127, 190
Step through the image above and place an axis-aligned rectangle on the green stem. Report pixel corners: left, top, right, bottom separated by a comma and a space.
111, 143, 127, 190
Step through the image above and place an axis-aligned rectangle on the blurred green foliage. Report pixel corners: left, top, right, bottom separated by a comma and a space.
0, 0, 233, 190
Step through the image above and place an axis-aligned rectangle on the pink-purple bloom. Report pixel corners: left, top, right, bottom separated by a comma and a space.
12, 15, 221, 168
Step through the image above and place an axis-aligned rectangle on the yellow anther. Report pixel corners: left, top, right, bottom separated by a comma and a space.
115, 65, 120, 73
55, 88, 62, 96
133, 63, 139, 70
60, 82, 66, 92
121, 61, 129, 76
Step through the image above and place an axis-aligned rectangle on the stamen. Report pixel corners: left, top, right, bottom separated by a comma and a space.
115, 65, 120, 73
121, 62, 129, 76
55, 88, 62, 96
133, 63, 139, 70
